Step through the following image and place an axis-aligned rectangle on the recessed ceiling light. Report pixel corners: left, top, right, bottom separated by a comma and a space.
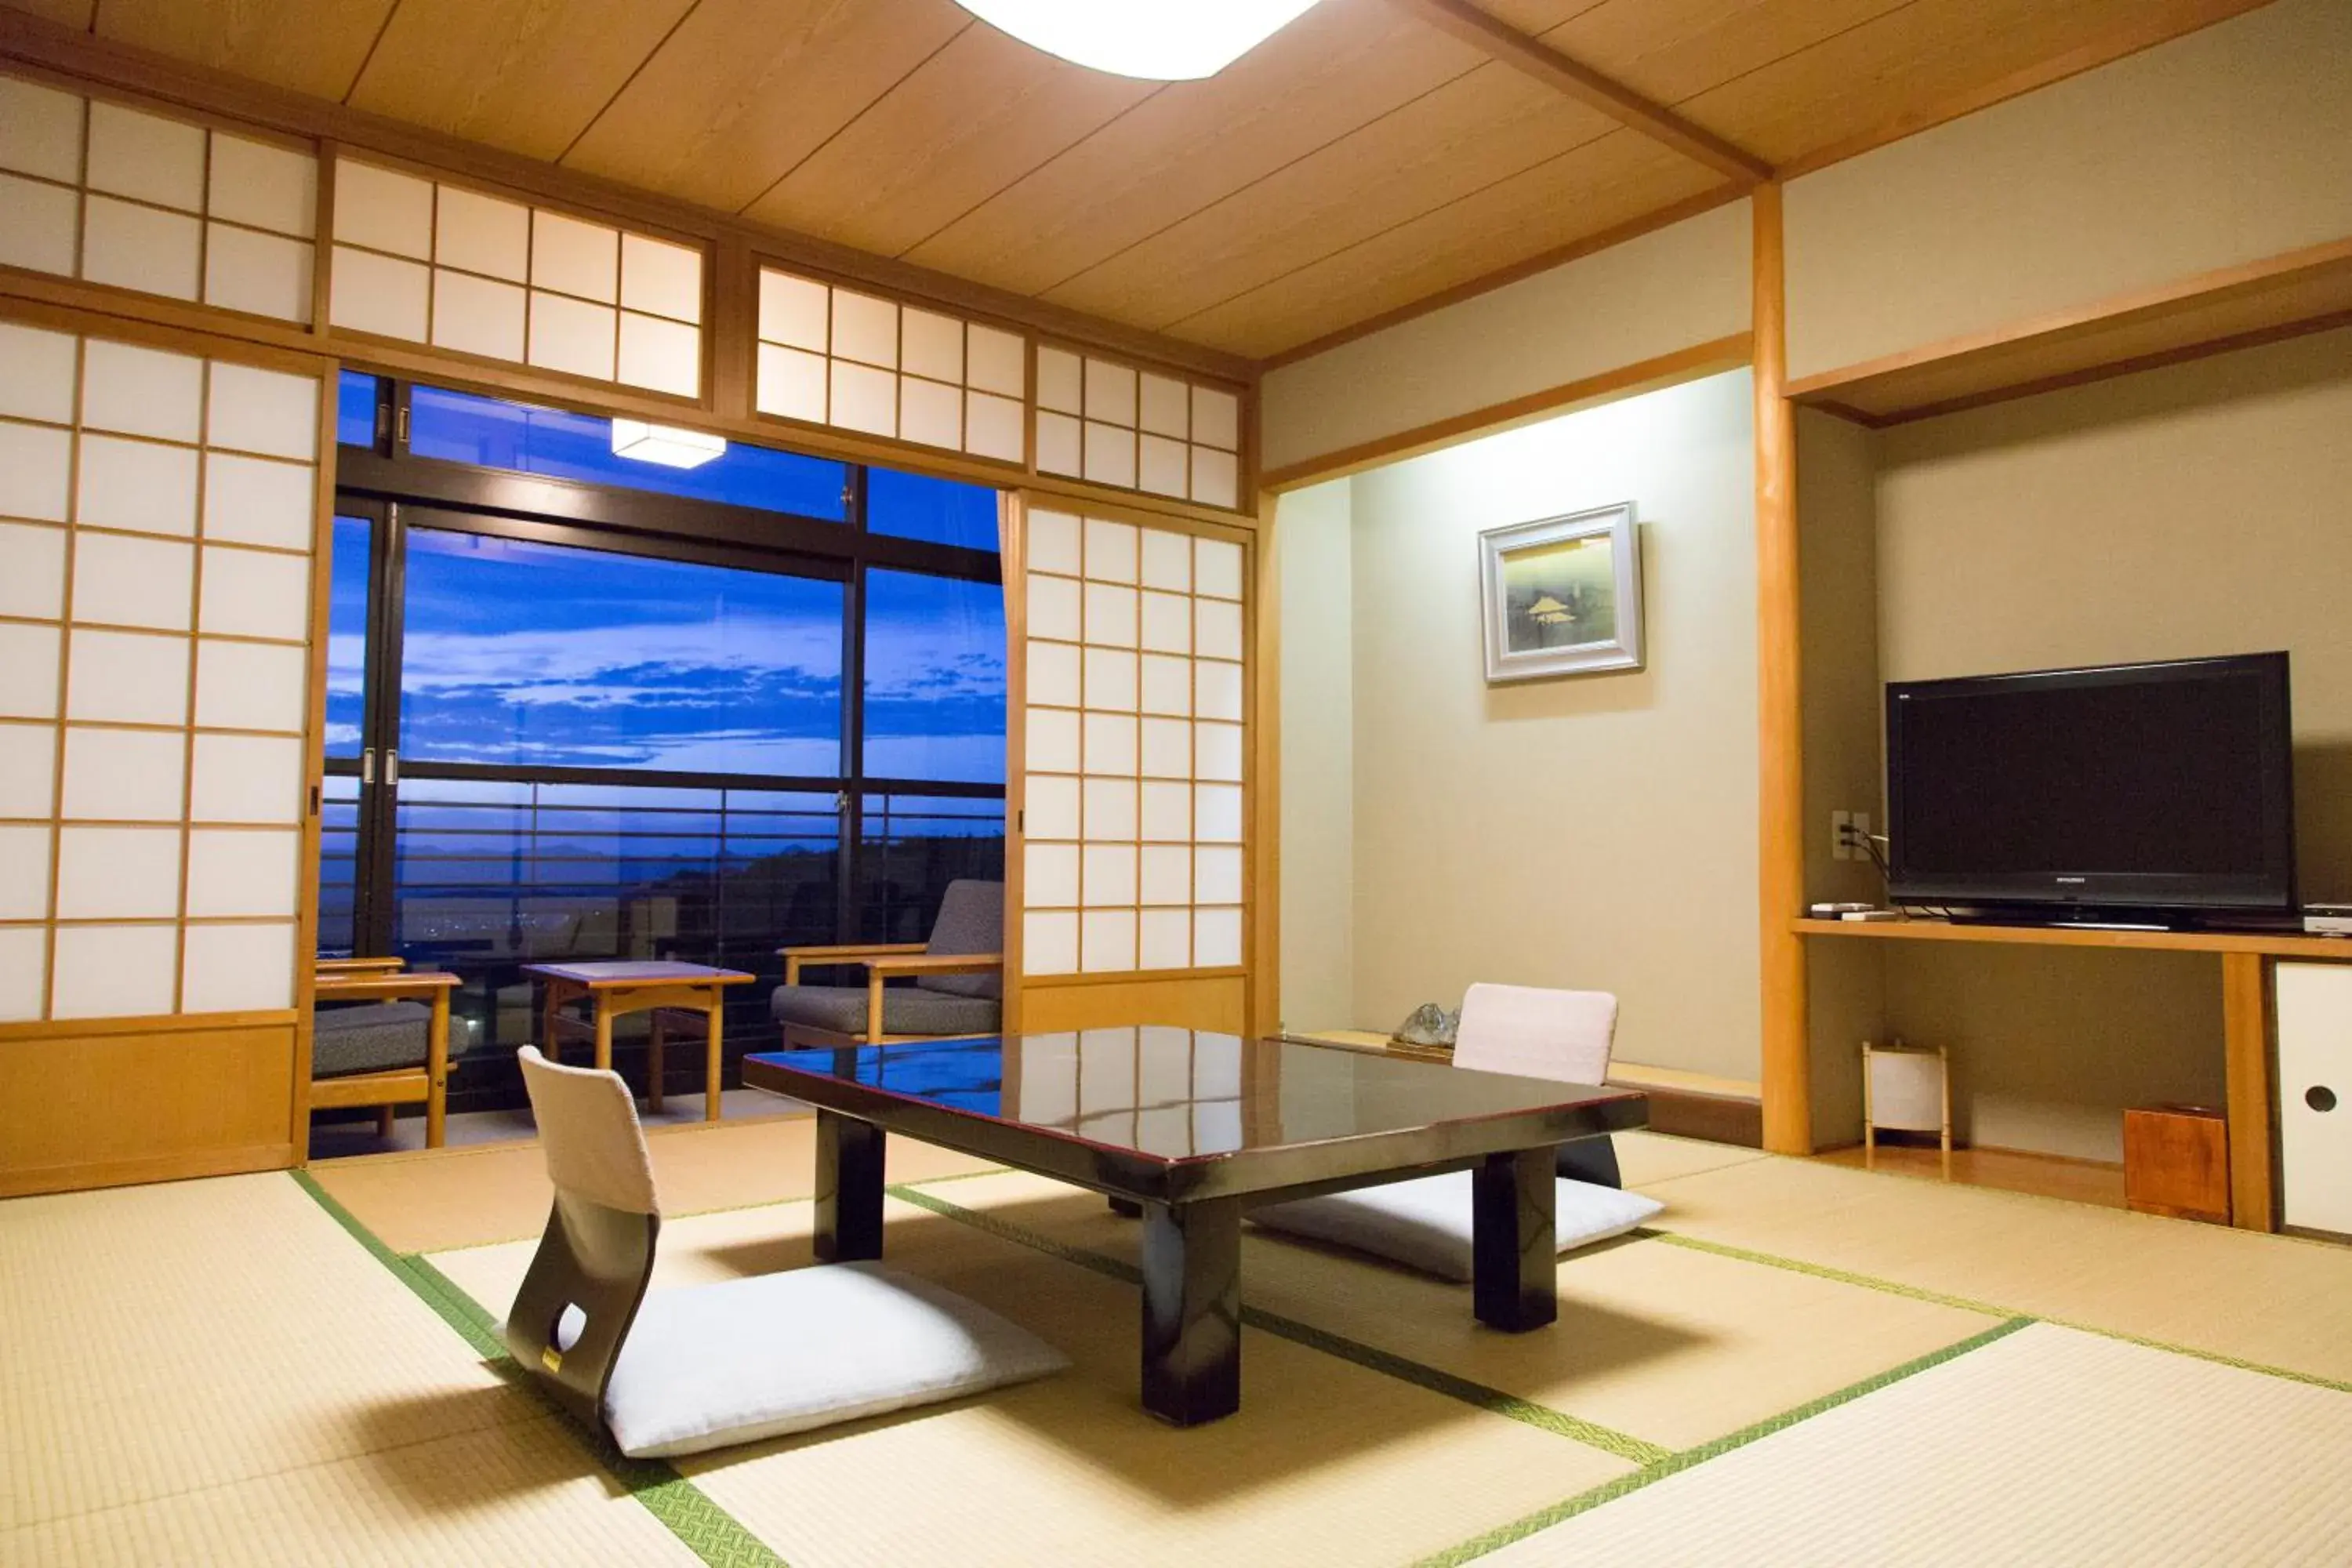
952, 1, 1325, 81
610, 419, 728, 469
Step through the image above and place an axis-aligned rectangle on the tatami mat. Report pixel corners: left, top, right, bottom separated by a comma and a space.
1479, 1323, 2352, 1566
1641, 1154, 2352, 1385
430, 1193, 1638, 1568
1611, 1129, 1770, 1187
1, 1415, 705, 1567
0, 1173, 535, 1532
920, 1169, 2003, 1451
311, 1111, 1001, 1254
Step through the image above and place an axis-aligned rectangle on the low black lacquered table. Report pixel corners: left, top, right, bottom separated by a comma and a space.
742, 1030, 1646, 1426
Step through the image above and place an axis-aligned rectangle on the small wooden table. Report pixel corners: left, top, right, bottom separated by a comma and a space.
524, 961, 756, 1122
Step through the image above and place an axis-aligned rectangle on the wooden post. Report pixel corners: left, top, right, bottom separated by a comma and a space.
1248, 492, 1282, 1039
1754, 183, 1811, 1154
2220, 952, 2274, 1230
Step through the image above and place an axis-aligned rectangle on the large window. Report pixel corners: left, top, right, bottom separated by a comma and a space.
325, 380, 1004, 1108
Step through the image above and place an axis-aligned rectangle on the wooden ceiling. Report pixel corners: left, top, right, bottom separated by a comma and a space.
10, 0, 2268, 362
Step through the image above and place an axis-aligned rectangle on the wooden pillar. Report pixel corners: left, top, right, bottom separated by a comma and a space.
1754, 183, 1811, 1155
2220, 952, 2274, 1229
1248, 492, 1282, 1039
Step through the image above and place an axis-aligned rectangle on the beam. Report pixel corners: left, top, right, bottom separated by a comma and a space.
1384, 0, 1771, 185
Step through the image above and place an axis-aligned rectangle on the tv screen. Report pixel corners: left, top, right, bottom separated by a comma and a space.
1886, 653, 2295, 918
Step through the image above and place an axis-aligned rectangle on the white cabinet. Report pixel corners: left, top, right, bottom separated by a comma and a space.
2275, 962, 2352, 1237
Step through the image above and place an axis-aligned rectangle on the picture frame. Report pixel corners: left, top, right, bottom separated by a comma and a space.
1477, 502, 1643, 682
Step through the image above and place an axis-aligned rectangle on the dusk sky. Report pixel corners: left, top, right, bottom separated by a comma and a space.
327, 522, 1007, 783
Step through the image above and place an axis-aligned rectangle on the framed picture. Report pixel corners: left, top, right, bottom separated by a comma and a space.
1477, 503, 1642, 682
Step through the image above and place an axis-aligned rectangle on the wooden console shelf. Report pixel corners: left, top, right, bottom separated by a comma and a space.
1793, 916, 2352, 961
1796, 916, 2352, 1234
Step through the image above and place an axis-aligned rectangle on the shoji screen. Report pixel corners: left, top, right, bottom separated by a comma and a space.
0, 74, 320, 324
756, 266, 1028, 463
1016, 504, 1249, 1030
330, 158, 705, 398
0, 319, 321, 1025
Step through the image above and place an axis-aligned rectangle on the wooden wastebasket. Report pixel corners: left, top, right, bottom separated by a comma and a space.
2122, 1104, 2230, 1224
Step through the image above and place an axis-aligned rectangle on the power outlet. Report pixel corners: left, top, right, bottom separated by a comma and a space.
1831, 811, 1874, 862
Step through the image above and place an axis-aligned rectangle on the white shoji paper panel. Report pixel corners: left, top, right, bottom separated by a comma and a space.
50, 924, 176, 1019
1034, 346, 1244, 511
332, 158, 704, 397
756, 266, 1028, 465
0, 927, 44, 1022
1022, 512, 1246, 977
0, 722, 57, 817
0, 74, 318, 323
3, 325, 322, 1023
181, 921, 296, 1011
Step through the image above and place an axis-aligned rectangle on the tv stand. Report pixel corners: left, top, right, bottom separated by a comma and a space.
1792, 913, 2352, 1232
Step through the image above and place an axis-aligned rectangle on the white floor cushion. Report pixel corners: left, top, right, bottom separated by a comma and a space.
1249, 1174, 1663, 1283
590, 1261, 1069, 1457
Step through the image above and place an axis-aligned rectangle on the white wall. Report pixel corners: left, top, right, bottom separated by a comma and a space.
1784, 0, 2352, 380
1274, 479, 1355, 1031
1333, 370, 1762, 1077
1260, 201, 1751, 477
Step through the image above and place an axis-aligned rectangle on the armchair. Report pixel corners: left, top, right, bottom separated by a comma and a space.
309, 962, 459, 1148
771, 880, 1004, 1047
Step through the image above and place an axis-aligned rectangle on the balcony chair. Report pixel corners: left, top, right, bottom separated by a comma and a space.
770, 879, 1004, 1047
1247, 983, 1661, 1280
309, 958, 460, 1148
503, 1045, 1065, 1457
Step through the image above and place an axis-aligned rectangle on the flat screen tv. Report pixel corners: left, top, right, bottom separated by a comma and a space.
1886, 653, 2295, 922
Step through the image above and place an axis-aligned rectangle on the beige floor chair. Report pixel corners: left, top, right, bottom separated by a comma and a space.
505, 1046, 1068, 1457
1250, 983, 1662, 1281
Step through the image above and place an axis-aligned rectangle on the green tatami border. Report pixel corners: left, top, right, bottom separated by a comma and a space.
888, 1181, 1673, 1466
1633, 1225, 2352, 1395
290, 1170, 789, 1568
1412, 1316, 2036, 1568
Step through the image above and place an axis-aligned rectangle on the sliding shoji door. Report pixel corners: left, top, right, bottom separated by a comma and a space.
1009, 498, 1254, 1034
0, 311, 328, 1196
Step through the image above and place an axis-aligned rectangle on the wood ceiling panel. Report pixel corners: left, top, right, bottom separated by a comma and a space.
1174, 129, 1722, 355
904, 0, 1491, 298
1535, 0, 1909, 108
1043, 66, 1622, 330
93, 0, 396, 100
344, 0, 699, 162
557, 0, 971, 214
5, 0, 96, 30
742, 23, 1154, 260
1679, 0, 2263, 165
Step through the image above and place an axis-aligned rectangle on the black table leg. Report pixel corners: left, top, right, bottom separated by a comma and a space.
815, 1110, 885, 1262
1473, 1146, 1557, 1331
1139, 1197, 1241, 1425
